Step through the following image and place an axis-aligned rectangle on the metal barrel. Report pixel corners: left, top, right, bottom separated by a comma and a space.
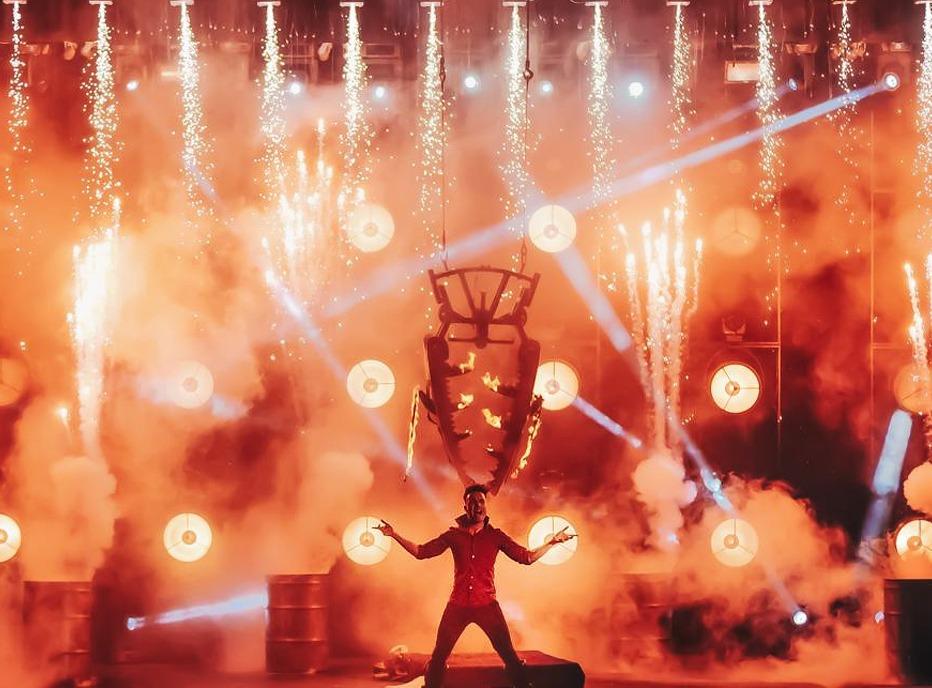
265, 574, 329, 675
23, 581, 93, 681
884, 578, 932, 684
611, 573, 673, 663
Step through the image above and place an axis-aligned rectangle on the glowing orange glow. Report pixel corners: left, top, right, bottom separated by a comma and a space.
534, 361, 579, 411
528, 515, 578, 566
528, 205, 576, 253
482, 373, 501, 392
895, 519, 932, 560
164, 513, 212, 563
346, 202, 394, 253
0, 513, 22, 563
482, 408, 503, 429
342, 516, 391, 566
458, 352, 477, 374
894, 363, 932, 414
347, 360, 395, 408
710, 518, 759, 568
0, 357, 28, 407
710, 363, 761, 414
168, 360, 214, 410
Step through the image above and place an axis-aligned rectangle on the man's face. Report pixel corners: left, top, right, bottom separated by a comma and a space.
464, 491, 488, 523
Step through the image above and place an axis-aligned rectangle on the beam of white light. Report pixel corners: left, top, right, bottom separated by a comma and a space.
572, 396, 642, 448
127, 590, 268, 631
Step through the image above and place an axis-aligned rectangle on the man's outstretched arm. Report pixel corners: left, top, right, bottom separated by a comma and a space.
499, 526, 576, 565
376, 520, 449, 560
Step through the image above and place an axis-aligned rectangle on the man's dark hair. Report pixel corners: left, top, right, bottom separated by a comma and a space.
463, 483, 489, 499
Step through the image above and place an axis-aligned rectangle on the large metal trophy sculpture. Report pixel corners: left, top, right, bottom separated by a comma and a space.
412, 266, 543, 494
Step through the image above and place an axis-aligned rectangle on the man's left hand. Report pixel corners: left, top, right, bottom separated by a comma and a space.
548, 526, 576, 546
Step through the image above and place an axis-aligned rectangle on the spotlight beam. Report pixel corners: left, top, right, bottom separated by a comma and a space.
127, 590, 268, 631
572, 396, 643, 448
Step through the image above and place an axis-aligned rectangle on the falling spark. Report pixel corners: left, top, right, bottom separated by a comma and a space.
587, 4, 615, 201
416, 4, 446, 256
500, 5, 529, 236
177, 2, 212, 222
406, 386, 420, 478
82, 1, 119, 232
340, 4, 373, 218
669, 3, 692, 153
260, 2, 286, 199
754, 2, 782, 210
4, 0, 31, 272
621, 195, 702, 451
831, 1, 864, 243
917, 3, 932, 241
512, 403, 542, 479
904, 257, 932, 460
70, 199, 121, 462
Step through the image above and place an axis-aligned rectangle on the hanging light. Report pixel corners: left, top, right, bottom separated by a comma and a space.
0, 514, 22, 564
709, 363, 761, 414
528, 515, 578, 566
346, 360, 396, 408
346, 202, 395, 253
342, 516, 392, 565
893, 363, 932, 414
528, 205, 577, 253
534, 360, 579, 411
163, 513, 213, 563
168, 360, 214, 410
0, 357, 28, 407
710, 517, 759, 567
894, 519, 932, 560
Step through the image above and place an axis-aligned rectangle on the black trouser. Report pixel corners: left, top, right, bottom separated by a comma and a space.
424, 601, 530, 688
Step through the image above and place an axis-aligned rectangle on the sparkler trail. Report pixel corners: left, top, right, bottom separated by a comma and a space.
341, 4, 373, 219
500, 5, 529, 237
260, 2, 286, 199
905, 257, 932, 461
70, 199, 121, 462
917, 3, 932, 241
4, 1, 30, 275
178, 2, 212, 223
416, 3, 446, 257
82, 1, 119, 232
754, 1, 782, 210
588, 3, 614, 202
669, 3, 691, 153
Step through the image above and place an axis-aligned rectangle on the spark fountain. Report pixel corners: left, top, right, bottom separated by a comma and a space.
260, 0, 286, 199
500, 4, 530, 241
83, 0, 118, 232
176, 0, 213, 225
753, 0, 782, 210
905, 256, 932, 461
917, 1, 932, 242
416, 2, 446, 258
340, 2, 373, 221
587, 2, 614, 204
3, 0, 31, 274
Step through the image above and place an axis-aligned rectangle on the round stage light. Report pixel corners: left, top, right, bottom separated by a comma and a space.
894, 519, 932, 560
883, 72, 901, 92
168, 360, 214, 410
786, 77, 800, 92
346, 359, 395, 408
342, 516, 392, 566
792, 609, 809, 626
346, 202, 395, 253
163, 513, 212, 563
0, 514, 22, 564
709, 206, 762, 257
463, 74, 480, 91
287, 80, 303, 96
0, 357, 28, 407
528, 515, 578, 566
534, 360, 579, 411
710, 518, 759, 568
893, 363, 932, 415
539, 79, 554, 95
710, 363, 761, 414
528, 205, 576, 253
627, 80, 645, 99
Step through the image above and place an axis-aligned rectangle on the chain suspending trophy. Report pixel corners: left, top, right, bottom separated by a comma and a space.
409, 267, 543, 494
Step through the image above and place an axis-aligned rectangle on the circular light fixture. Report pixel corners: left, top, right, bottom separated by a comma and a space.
528, 515, 578, 566
287, 80, 303, 96
528, 205, 576, 253
894, 518, 932, 560
534, 360, 579, 411
538, 79, 554, 95
463, 74, 480, 91
168, 360, 214, 410
786, 77, 800, 92
346, 359, 396, 408
792, 609, 809, 626
709, 206, 762, 257
0, 357, 28, 407
163, 513, 213, 563
893, 364, 931, 414
627, 80, 645, 99
346, 202, 395, 253
342, 516, 392, 566
710, 518, 759, 568
883, 72, 901, 91
0, 514, 22, 563
710, 363, 761, 414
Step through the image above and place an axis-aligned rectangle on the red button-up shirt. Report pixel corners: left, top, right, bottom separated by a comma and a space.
415, 515, 533, 607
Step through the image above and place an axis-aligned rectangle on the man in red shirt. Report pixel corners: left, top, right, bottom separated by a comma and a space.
377, 484, 574, 688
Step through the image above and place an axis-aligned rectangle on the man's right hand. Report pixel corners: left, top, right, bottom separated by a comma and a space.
375, 520, 395, 538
